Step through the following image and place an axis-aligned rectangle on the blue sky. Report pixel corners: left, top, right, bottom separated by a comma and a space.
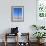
13, 8, 22, 16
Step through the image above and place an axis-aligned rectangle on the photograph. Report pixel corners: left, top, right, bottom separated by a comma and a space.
11, 6, 24, 22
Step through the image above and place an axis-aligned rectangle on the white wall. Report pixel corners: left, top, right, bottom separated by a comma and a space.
0, 0, 36, 42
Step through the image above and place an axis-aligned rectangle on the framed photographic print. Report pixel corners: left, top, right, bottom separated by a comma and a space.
37, 0, 46, 19
11, 6, 24, 22
36, 0, 46, 26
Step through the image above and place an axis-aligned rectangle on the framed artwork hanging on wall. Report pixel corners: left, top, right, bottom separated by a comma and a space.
11, 6, 24, 22
37, 0, 46, 19
36, 0, 46, 26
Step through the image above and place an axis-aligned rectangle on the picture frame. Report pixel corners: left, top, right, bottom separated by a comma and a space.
36, 0, 46, 26
11, 6, 24, 22
36, 0, 46, 19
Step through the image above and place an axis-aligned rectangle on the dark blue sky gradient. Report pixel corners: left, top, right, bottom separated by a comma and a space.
13, 8, 22, 16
